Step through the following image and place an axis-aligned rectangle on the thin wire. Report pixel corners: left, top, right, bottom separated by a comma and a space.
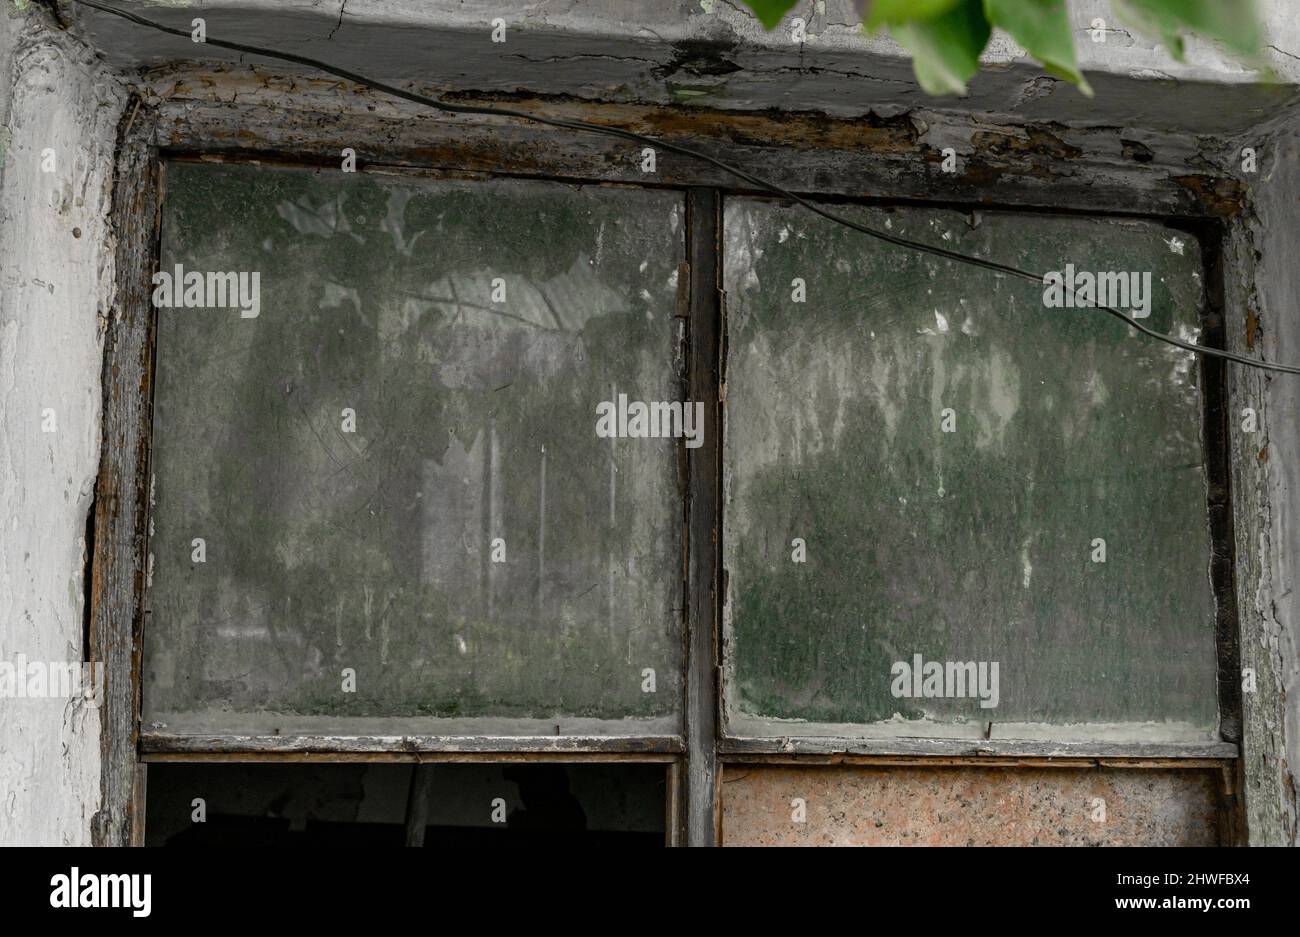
70, 0, 1299, 376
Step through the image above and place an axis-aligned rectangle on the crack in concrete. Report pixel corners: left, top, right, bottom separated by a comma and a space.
328, 0, 347, 41
1269, 44, 1300, 65
503, 52, 662, 67
759, 63, 911, 84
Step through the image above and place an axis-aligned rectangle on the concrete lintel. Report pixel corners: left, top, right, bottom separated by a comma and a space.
59, 0, 1300, 136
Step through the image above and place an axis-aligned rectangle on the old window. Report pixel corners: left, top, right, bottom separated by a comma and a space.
721, 199, 1221, 745
145, 162, 685, 740
115, 125, 1241, 847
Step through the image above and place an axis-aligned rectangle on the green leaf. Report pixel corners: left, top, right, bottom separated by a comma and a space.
866, 0, 964, 30
1111, 0, 1262, 62
741, 0, 801, 30
984, 0, 1092, 96
889, 0, 992, 96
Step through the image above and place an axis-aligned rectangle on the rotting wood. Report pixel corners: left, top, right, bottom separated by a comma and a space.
140, 733, 685, 755
1216, 761, 1244, 846
1223, 213, 1292, 846
969, 125, 1084, 161
684, 188, 722, 847
141, 68, 1246, 221
1173, 175, 1247, 219
89, 97, 162, 847
722, 754, 1233, 769
1189, 220, 1246, 746
719, 736, 1239, 759
665, 761, 683, 847
141, 751, 680, 764
129, 763, 147, 846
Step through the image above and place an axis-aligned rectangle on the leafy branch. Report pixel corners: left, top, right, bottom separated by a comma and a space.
742, 0, 1263, 96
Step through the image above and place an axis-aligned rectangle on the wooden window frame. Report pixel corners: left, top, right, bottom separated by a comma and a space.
715, 196, 1242, 763
91, 80, 1252, 846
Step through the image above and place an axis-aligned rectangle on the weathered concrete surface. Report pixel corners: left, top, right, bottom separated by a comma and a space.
62, 0, 1300, 134
721, 764, 1222, 845
0, 6, 126, 844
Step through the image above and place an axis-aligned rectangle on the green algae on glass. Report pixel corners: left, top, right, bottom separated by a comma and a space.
144, 162, 684, 729
722, 198, 1219, 738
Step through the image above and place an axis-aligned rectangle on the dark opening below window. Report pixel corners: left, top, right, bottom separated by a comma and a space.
145, 763, 668, 846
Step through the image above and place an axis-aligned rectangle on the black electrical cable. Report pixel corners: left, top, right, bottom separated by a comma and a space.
69, 0, 1300, 376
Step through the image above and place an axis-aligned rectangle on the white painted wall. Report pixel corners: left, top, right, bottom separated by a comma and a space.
0, 5, 125, 845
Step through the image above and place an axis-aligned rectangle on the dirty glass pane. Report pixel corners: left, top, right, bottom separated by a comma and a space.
723, 198, 1219, 742
145, 162, 684, 736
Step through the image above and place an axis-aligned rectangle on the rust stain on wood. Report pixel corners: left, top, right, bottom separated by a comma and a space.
439, 91, 921, 154
1172, 174, 1246, 218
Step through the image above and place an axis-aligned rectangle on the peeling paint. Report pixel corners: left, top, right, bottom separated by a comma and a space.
0, 5, 127, 845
